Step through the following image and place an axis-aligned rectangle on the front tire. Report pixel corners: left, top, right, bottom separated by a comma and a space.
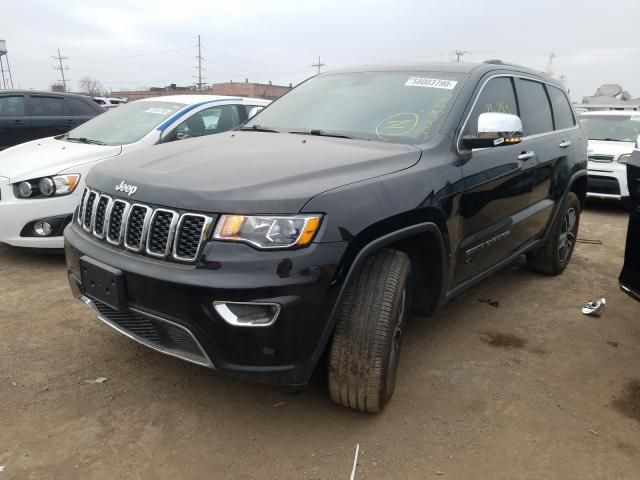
527, 192, 581, 275
328, 249, 411, 413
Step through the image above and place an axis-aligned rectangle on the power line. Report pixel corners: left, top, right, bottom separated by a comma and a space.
52, 48, 68, 92
311, 56, 326, 74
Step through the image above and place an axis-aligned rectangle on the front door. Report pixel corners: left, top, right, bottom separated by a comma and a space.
454, 75, 537, 285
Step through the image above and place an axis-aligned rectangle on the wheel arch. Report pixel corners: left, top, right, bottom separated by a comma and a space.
306, 214, 449, 377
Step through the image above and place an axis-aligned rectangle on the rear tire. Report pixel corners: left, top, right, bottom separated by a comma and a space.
328, 249, 411, 413
527, 192, 581, 275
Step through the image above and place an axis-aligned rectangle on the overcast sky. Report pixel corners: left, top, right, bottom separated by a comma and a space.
2, 0, 640, 100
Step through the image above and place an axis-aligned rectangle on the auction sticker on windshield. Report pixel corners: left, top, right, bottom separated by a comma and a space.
405, 77, 458, 89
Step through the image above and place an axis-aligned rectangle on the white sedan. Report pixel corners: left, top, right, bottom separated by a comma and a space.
0, 95, 269, 248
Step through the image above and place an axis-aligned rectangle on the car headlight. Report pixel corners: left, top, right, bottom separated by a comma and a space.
213, 214, 322, 249
15, 174, 80, 198
618, 154, 632, 164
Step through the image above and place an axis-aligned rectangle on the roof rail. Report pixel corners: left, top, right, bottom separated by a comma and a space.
483, 59, 504, 65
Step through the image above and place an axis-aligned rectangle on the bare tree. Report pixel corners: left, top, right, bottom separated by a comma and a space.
78, 77, 104, 96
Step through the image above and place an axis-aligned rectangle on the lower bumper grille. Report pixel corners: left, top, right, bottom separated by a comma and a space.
87, 297, 213, 368
588, 175, 621, 196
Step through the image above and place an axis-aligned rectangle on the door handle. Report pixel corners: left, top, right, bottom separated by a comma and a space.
65, 119, 75, 123
12, 120, 24, 125
518, 151, 536, 161
559, 140, 572, 148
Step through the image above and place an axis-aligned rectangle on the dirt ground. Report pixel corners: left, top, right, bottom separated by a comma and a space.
1, 203, 639, 480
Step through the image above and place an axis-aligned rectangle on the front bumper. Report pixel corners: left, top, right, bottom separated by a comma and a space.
64, 223, 348, 386
0, 177, 81, 248
587, 160, 629, 200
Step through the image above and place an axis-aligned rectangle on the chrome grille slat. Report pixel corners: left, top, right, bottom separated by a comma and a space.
106, 199, 130, 245
146, 209, 179, 258
76, 188, 213, 262
83, 191, 98, 231
92, 194, 112, 238
124, 204, 153, 252
173, 214, 213, 262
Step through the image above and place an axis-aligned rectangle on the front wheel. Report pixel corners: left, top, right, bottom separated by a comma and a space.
328, 249, 411, 413
527, 192, 581, 275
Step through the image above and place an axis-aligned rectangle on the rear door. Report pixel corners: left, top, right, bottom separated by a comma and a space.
0, 94, 29, 149
454, 75, 538, 284
66, 96, 102, 128
514, 79, 577, 232
27, 94, 77, 140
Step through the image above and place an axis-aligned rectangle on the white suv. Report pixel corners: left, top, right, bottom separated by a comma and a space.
580, 110, 640, 200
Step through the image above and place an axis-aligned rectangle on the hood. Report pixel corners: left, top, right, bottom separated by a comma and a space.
587, 139, 635, 160
0, 137, 122, 182
87, 132, 421, 213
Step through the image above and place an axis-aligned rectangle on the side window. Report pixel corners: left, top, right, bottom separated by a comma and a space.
518, 80, 554, 135
547, 85, 575, 130
29, 96, 74, 116
67, 97, 101, 115
0, 96, 25, 116
464, 77, 518, 136
173, 105, 240, 140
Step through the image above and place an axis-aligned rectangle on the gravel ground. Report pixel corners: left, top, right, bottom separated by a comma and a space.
0, 203, 638, 479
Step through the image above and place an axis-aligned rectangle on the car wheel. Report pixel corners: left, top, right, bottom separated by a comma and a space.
328, 249, 411, 413
527, 192, 581, 275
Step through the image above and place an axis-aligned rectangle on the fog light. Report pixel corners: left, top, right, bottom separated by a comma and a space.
213, 301, 280, 327
18, 181, 33, 198
34, 221, 53, 236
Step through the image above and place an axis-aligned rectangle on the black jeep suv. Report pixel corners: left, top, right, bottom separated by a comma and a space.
64, 61, 587, 412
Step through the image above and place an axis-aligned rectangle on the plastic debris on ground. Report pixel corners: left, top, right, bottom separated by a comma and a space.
582, 298, 606, 316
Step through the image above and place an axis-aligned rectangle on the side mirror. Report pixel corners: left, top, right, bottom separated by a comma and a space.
247, 106, 263, 119
462, 112, 524, 149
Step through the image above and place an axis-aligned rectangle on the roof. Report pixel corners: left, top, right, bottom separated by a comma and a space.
136, 94, 270, 105
0, 89, 93, 99
324, 59, 555, 79
579, 110, 640, 117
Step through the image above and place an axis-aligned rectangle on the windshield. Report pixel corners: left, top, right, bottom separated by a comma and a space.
64, 100, 185, 145
246, 71, 463, 144
580, 115, 640, 142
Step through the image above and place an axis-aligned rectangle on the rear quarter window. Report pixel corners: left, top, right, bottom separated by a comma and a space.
548, 85, 575, 130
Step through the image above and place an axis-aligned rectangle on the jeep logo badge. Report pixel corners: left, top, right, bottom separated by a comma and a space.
115, 180, 138, 196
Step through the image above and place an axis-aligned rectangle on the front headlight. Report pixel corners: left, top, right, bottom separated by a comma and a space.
618, 154, 632, 164
15, 174, 80, 198
214, 214, 322, 249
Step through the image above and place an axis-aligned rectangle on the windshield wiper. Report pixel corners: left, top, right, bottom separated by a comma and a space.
65, 137, 106, 145
289, 129, 354, 139
590, 137, 626, 142
238, 124, 280, 133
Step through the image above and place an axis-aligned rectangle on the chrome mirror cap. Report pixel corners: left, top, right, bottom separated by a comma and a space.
477, 112, 523, 138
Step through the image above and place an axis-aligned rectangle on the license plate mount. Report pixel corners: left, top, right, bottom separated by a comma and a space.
80, 256, 127, 311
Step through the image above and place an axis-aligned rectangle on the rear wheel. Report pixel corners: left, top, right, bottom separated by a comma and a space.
527, 192, 581, 275
328, 249, 411, 413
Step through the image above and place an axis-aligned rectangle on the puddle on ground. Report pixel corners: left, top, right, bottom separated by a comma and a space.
606, 340, 619, 348
611, 379, 640, 421
481, 332, 527, 349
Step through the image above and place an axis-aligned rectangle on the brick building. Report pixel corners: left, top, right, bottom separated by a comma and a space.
112, 80, 292, 101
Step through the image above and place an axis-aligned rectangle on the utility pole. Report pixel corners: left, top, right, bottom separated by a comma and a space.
195, 35, 205, 90
52, 49, 68, 92
454, 50, 467, 62
311, 56, 326, 74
